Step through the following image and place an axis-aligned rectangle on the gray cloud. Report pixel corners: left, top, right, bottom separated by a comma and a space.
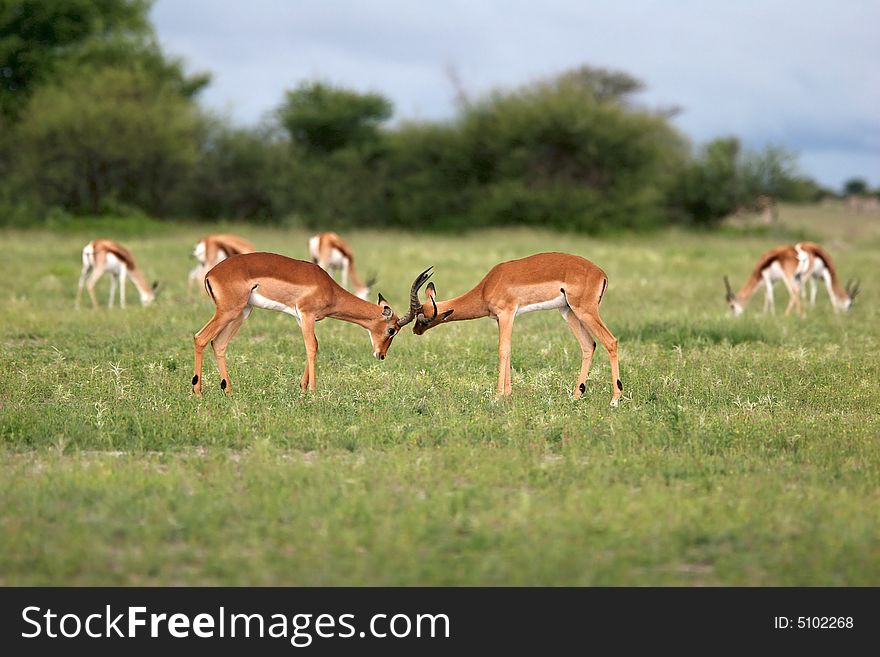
152, 0, 879, 188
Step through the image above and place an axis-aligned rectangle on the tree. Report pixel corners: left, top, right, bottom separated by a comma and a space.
0, 0, 155, 119
278, 81, 392, 155
843, 178, 868, 196
12, 66, 200, 215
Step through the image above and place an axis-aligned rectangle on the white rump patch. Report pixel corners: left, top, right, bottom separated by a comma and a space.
516, 293, 567, 316
193, 241, 206, 263
327, 247, 347, 267
308, 235, 320, 262
248, 289, 301, 324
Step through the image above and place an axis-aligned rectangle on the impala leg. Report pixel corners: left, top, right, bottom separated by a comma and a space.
211, 309, 248, 394
85, 265, 105, 309
107, 273, 117, 308
820, 269, 837, 311
192, 308, 239, 396
763, 275, 775, 314
782, 277, 801, 316
809, 276, 818, 306
119, 264, 127, 309
496, 312, 514, 397
299, 315, 318, 392
563, 309, 596, 399
578, 311, 621, 407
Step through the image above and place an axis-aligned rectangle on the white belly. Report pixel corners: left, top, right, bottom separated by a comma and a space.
764, 261, 786, 283
516, 293, 567, 316
248, 289, 302, 323
327, 248, 347, 267
104, 252, 124, 275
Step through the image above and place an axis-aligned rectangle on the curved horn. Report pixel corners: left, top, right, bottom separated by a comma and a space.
848, 279, 861, 300
418, 295, 439, 325
396, 267, 433, 327
723, 275, 734, 301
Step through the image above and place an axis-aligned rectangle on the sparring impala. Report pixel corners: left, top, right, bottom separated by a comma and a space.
795, 242, 859, 312
191, 253, 432, 396
76, 239, 158, 309
403, 253, 623, 406
308, 232, 374, 300
188, 234, 255, 298
723, 245, 809, 316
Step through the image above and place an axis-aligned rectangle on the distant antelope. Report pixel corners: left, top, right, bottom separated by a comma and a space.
796, 242, 859, 311
191, 253, 431, 396
188, 234, 255, 298
76, 239, 157, 309
724, 245, 808, 316
308, 232, 374, 300
403, 253, 622, 406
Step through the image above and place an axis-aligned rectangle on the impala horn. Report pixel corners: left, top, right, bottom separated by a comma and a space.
845, 279, 861, 300
397, 267, 434, 327
723, 275, 735, 302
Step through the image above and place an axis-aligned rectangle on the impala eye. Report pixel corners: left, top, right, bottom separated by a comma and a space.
387, 328, 396, 336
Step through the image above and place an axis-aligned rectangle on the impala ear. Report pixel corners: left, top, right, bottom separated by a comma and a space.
441, 309, 454, 321
152, 281, 160, 291
381, 305, 393, 319
426, 282, 436, 299
377, 292, 387, 305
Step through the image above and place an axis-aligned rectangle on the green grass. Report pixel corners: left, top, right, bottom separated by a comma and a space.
1, 204, 879, 585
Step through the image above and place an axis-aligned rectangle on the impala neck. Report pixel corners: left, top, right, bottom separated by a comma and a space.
329, 288, 381, 327
434, 284, 489, 322
127, 267, 154, 303
735, 274, 762, 306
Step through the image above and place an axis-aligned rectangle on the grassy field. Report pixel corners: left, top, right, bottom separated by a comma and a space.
1, 204, 879, 585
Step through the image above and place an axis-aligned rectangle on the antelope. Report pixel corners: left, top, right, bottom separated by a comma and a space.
188, 234, 255, 298
191, 253, 432, 396
795, 242, 859, 311
402, 253, 623, 406
308, 232, 374, 300
723, 245, 809, 316
76, 239, 157, 309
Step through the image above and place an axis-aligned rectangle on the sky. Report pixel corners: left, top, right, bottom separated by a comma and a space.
151, 0, 879, 190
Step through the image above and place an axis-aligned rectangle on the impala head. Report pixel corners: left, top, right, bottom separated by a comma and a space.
840, 279, 861, 311
396, 267, 455, 335
356, 272, 379, 302
141, 281, 160, 306
724, 275, 743, 316
368, 292, 403, 360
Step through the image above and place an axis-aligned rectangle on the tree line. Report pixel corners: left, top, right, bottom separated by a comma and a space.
0, 0, 856, 231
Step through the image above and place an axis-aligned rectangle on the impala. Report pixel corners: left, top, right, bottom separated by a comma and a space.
191, 253, 432, 396
402, 253, 622, 406
76, 239, 157, 309
188, 234, 255, 297
795, 242, 859, 311
308, 232, 374, 300
724, 245, 809, 316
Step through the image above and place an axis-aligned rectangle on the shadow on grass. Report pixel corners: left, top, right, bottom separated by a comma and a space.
618, 319, 775, 347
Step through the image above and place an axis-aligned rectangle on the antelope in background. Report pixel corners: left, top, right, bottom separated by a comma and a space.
402, 253, 623, 406
188, 234, 255, 298
76, 239, 157, 309
796, 242, 859, 311
191, 253, 431, 396
308, 232, 374, 300
724, 245, 809, 316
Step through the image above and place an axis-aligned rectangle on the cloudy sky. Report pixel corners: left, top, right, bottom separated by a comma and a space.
152, 0, 879, 189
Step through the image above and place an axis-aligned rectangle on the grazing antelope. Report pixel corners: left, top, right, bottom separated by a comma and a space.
403, 253, 622, 406
308, 232, 374, 300
191, 253, 431, 396
723, 245, 809, 316
76, 239, 157, 309
796, 242, 859, 311
188, 234, 255, 298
